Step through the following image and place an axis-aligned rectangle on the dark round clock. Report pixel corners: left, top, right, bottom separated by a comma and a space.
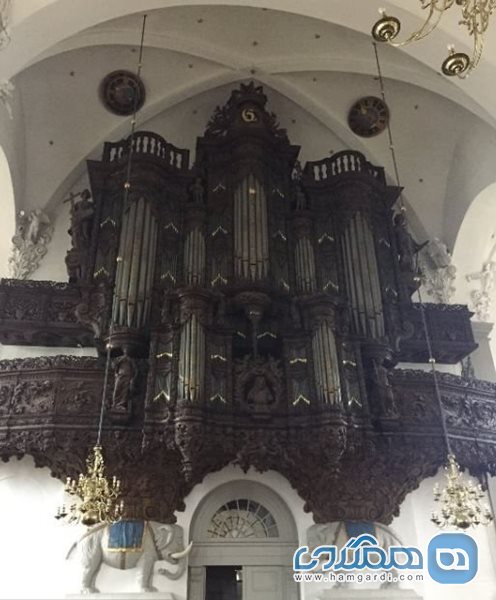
348, 96, 389, 138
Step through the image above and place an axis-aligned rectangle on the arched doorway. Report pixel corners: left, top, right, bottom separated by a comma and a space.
188, 480, 299, 600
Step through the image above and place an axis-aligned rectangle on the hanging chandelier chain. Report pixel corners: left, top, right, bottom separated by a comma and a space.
124, 14, 148, 200
56, 14, 149, 527
96, 13, 148, 448
373, 43, 403, 201
416, 271, 453, 455
375, 42, 450, 453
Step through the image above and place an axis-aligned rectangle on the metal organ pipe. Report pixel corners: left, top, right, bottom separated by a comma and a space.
114, 196, 157, 330
295, 237, 316, 293
184, 227, 206, 286
178, 313, 205, 402
234, 174, 269, 280
312, 321, 341, 405
127, 197, 146, 326
341, 212, 384, 338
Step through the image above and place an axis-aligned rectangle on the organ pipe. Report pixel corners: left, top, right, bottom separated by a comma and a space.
184, 227, 206, 286
234, 174, 269, 280
312, 320, 341, 405
340, 212, 384, 338
114, 196, 157, 330
295, 237, 317, 293
178, 313, 205, 401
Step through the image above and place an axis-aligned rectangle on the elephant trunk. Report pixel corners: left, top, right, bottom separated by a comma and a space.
170, 541, 193, 561
158, 540, 193, 580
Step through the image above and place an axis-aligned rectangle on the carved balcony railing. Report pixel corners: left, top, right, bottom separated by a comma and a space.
305, 151, 386, 184
0, 279, 94, 347
102, 131, 190, 171
0, 355, 495, 523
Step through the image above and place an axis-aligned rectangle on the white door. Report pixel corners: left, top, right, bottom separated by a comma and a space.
243, 566, 298, 600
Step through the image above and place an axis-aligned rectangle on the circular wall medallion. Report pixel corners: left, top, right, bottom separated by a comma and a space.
100, 70, 146, 116
348, 96, 389, 138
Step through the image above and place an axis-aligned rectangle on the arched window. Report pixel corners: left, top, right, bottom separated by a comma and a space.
207, 498, 279, 539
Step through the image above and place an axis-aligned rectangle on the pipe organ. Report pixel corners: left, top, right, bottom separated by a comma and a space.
78, 82, 410, 418
0, 82, 480, 525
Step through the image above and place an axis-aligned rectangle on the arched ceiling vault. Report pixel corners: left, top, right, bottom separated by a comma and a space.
1, 2, 495, 248
5, 0, 496, 123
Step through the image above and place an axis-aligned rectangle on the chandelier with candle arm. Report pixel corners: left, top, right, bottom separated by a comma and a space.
372, 1, 496, 77
431, 453, 493, 529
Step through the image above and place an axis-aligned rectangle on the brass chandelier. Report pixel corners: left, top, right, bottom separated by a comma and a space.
432, 453, 493, 529
55, 446, 123, 526
55, 15, 149, 527
372, 1, 496, 77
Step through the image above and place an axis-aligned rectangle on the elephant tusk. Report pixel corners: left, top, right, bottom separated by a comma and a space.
170, 541, 193, 560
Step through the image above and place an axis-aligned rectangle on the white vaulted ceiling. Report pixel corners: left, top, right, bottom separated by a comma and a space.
1, 1, 496, 259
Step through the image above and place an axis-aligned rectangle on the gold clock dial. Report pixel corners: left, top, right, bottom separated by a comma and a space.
241, 107, 259, 123
348, 96, 389, 138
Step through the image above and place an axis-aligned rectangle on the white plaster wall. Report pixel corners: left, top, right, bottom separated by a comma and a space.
396, 363, 461, 375
0, 456, 83, 599
0, 345, 97, 359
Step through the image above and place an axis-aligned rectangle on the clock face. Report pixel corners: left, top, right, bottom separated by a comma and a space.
241, 107, 259, 123
348, 96, 389, 138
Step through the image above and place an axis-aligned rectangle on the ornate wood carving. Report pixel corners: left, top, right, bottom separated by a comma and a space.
0, 83, 484, 525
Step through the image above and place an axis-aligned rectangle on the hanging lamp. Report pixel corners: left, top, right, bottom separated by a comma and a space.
372, 1, 496, 77
55, 15, 149, 527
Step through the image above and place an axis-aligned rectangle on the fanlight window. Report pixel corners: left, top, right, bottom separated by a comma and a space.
207, 499, 279, 539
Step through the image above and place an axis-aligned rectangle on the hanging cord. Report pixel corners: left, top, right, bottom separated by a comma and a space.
373, 42, 404, 209
374, 41, 451, 457
415, 261, 453, 457
95, 14, 148, 448
124, 14, 148, 200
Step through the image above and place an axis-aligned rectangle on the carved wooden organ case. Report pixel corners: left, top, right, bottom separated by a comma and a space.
0, 83, 489, 525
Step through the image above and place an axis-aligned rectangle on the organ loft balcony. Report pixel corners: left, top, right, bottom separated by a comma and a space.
0, 83, 489, 526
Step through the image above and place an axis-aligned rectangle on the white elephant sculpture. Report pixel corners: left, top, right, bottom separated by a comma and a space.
67, 520, 193, 594
307, 521, 403, 588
